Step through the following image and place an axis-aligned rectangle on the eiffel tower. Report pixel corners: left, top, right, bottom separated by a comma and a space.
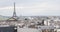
7, 2, 18, 21
12, 2, 17, 18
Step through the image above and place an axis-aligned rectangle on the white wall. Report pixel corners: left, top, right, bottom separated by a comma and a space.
17, 28, 41, 32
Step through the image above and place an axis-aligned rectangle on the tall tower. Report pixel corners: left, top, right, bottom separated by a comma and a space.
7, 2, 18, 21
13, 2, 17, 17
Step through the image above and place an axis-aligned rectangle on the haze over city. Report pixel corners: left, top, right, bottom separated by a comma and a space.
0, 0, 60, 16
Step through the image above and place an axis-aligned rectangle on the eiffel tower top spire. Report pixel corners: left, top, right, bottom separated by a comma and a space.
13, 2, 17, 17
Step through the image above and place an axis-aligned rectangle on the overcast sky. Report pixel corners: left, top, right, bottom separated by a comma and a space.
0, 0, 60, 16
